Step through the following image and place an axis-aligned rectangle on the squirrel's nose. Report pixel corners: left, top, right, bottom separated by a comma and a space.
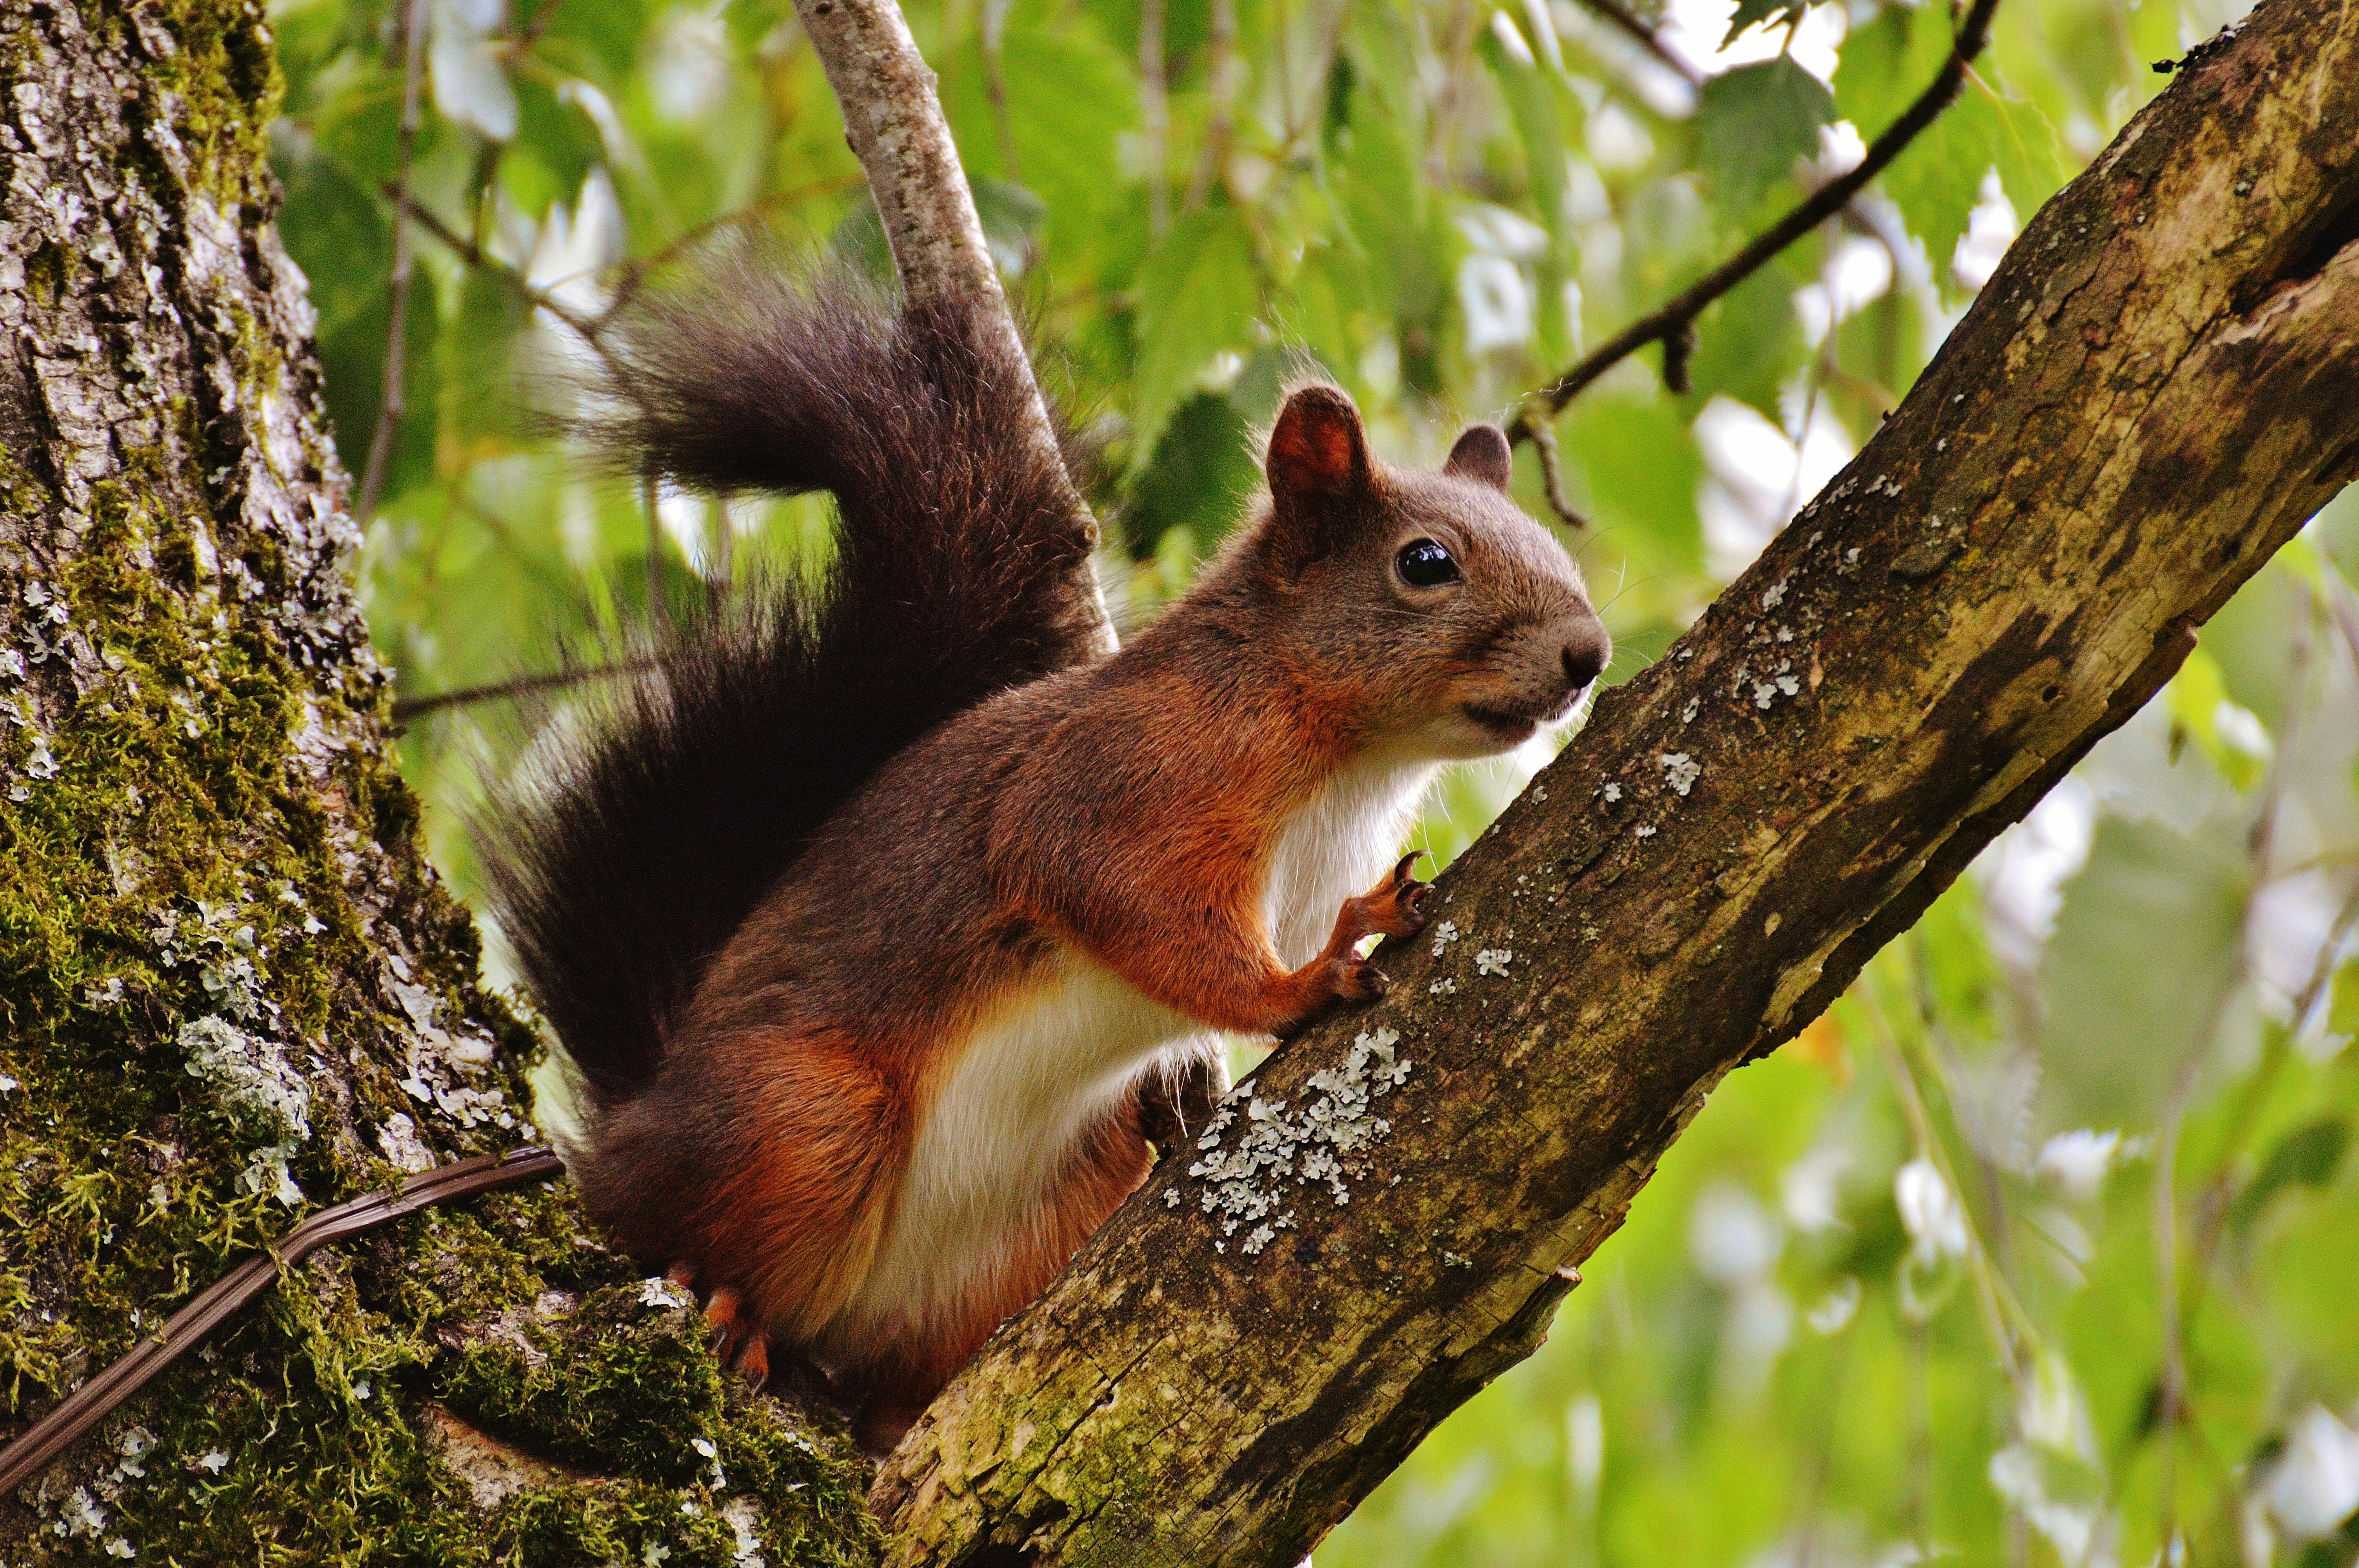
1561, 622, 1610, 692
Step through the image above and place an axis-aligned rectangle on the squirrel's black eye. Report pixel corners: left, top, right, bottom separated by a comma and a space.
1395, 538, 1461, 588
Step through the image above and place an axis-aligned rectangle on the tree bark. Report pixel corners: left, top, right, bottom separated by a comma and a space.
869, 2, 2359, 1560
0, 4, 879, 1562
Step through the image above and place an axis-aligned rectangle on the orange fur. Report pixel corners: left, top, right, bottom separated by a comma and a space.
539, 383, 1608, 1450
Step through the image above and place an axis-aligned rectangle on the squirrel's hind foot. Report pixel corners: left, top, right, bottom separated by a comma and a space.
701, 1285, 771, 1388
666, 1265, 775, 1392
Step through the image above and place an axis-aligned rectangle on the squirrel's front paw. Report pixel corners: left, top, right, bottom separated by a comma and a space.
1338, 852, 1436, 946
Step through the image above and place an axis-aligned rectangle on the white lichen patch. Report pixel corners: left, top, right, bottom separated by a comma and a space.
179, 1015, 310, 1206
1428, 977, 1457, 995
151, 901, 275, 1023
1635, 824, 1657, 838
1474, 948, 1513, 977
639, 1276, 694, 1311
1760, 575, 1790, 609
1601, 781, 1622, 802
1660, 753, 1701, 796
1428, 919, 1460, 959
1187, 1027, 1414, 1253
374, 1111, 435, 1173
720, 1497, 767, 1566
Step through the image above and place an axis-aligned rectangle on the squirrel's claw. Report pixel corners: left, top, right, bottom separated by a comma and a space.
699, 1283, 774, 1391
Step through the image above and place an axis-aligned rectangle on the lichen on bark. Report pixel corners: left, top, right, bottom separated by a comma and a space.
0, 3, 877, 1562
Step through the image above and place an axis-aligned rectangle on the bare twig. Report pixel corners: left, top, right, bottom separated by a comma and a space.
598, 176, 868, 324
1527, 414, 1590, 529
1572, 0, 1705, 85
355, 0, 430, 529
1183, 0, 1241, 210
390, 662, 653, 722
385, 187, 607, 343
1141, 0, 1171, 235
1506, 0, 2005, 447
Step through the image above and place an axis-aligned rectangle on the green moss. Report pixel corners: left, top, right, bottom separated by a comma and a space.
85, 0, 285, 212
434, 1285, 886, 1565
0, 7, 881, 1562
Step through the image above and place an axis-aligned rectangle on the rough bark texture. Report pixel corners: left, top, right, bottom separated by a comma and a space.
788, 0, 1116, 659
871, 3, 2359, 1561
0, 4, 880, 1563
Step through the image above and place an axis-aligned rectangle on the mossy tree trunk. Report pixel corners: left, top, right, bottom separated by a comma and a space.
0, 4, 878, 1563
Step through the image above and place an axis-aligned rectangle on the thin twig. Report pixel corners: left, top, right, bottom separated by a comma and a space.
1527, 415, 1590, 529
596, 177, 867, 325
385, 187, 607, 343
1571, 0, 1705, 85
390, 662, 653, 722
1141, 0, 1171, 235
518, 0, 565, 46
1184, 0, 1241, 210
355, 0, 430, 529
1506, 0, 2005, 446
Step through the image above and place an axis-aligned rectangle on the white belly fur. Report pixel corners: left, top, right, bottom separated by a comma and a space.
839, 751, 1439, 1347
1263, 752, 1441, 967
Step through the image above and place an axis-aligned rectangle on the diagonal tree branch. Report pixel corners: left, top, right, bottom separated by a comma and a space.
1571, 0, 1705, 86
871, 2, 2359, 1560
1505, 0, 2002, 447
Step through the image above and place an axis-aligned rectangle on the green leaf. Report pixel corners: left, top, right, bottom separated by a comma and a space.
2232, 1120, 2351, 1230
1119, 390, 1259, 559
1722, 0, 1807, 49
1130, 207, 1260, 475
2330, 960, 2359, 1038
1478, 23, 1575, 246
1834, 8, 2069, 281
2165, 645, 2270, 791
1695, 58, 1834, 215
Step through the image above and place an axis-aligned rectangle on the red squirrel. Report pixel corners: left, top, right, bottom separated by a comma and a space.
485, 253, 1609, 1450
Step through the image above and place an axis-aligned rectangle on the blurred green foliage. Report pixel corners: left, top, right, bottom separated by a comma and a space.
263, 0, 2359, 1559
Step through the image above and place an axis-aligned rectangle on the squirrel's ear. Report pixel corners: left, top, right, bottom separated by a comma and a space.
1266, 385, 1373, 507
1445, 424, 1513, 490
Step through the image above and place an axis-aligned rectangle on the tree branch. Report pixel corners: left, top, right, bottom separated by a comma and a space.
1570, 0, 1705, 86
787, 0, 1115, 655
389, 662, 653, 722
873, 3, 2359, 1559
1506, 0, 2001, 445
387, 187, 608, 342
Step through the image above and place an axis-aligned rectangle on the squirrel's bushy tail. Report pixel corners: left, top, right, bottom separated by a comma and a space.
481, 252, 1106, 1109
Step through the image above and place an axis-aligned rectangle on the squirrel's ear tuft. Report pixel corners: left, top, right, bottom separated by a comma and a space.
1444, 424, 1513, 490
1266, 385, 1372, 505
